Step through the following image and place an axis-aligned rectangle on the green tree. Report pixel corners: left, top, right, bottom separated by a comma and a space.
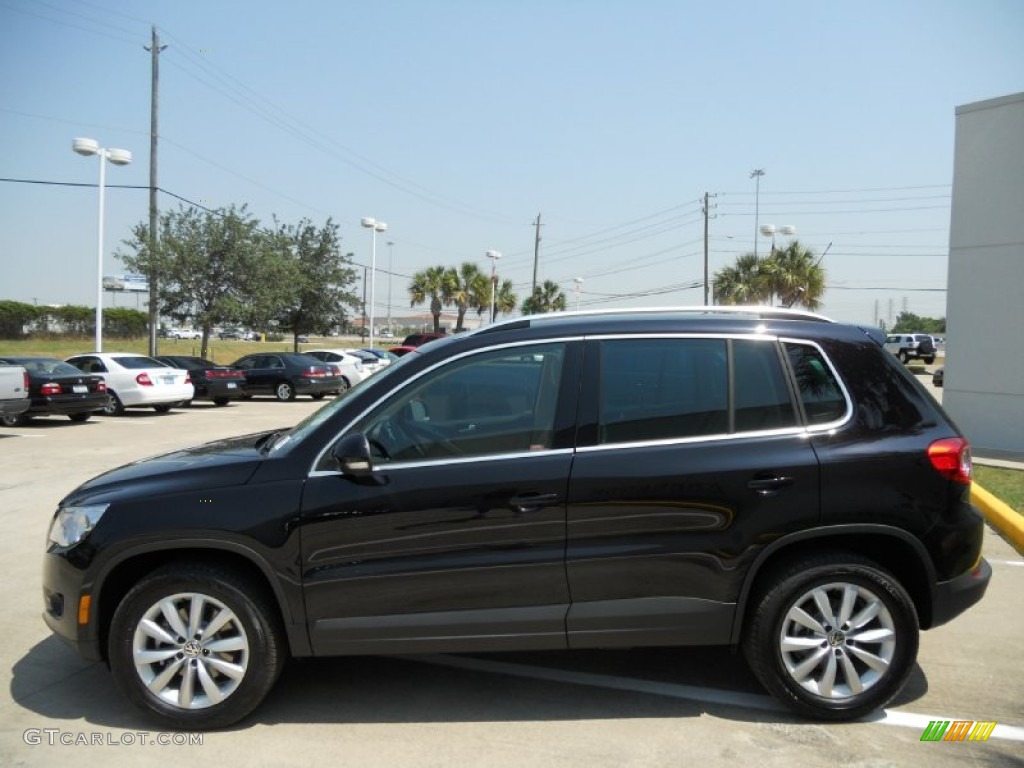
448, 262, 490, 331
521, 280, 567, 315
761, 241, 826, 310
713, 241, 825, 310
273, 218, 360, 351
0, 301, 39, 339
121, 204, 286, 356
891, 311, 945, 334
494, 278, 519, 318
409, 265, 456, 332
713, 253, 769, 305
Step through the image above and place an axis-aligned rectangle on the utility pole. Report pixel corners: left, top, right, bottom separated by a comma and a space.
531, 213, 542, 294
144, 26, 167, 357
701, 192, 716, 306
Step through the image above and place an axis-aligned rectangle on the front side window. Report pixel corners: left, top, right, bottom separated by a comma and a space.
353, 343, 567, 464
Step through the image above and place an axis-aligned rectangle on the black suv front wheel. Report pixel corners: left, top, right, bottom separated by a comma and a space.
108, 563, 285, 730
743, 553, 919, 720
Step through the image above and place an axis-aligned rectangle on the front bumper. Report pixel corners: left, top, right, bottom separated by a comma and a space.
42, 549, 102, 661
931, 556, 992, 628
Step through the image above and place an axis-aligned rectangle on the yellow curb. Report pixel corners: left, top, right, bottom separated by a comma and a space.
972, 482, 1024, 554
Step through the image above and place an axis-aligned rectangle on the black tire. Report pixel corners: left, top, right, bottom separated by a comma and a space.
108, 563, 286, 730
274, 381, 296, 402
743, 552, 918, 721
212, 397, 231, 406
923, 357, 935, 365
68, 413, 91, 423
102, 392, 125, 416
153, 404, 173, 413
311, 393, 326, 400
898, 351, 910, 364
1, 412, 28, 427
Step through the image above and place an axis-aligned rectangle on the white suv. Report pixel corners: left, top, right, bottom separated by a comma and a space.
884, 333, 936, 364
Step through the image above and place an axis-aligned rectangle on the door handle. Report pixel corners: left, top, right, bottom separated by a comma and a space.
747, 475, 795, 495
509, 492, 560, 512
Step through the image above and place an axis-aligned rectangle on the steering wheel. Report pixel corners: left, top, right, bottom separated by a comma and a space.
397, 417, 462, 458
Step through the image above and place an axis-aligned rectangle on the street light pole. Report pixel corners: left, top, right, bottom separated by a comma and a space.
360, 217, 387, 350
573, 277, 584, 311
386, 240, 394, 335
486, 250, 502, 323
73, 138, 132, 352
750, 168, 765, 259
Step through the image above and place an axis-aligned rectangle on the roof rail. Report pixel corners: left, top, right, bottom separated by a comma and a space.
477, 305, 834, 334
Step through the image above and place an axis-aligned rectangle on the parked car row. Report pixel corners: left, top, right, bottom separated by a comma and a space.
0, 347, 396, 427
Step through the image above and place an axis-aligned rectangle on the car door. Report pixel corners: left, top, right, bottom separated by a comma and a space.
564, 335, 821, 648
235, 355, 276, 394
300, 340, 582, 655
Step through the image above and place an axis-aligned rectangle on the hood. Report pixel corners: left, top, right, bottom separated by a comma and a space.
61, 430, 276, 506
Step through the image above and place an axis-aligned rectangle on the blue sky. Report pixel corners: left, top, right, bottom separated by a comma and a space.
1, 0, 1022, 326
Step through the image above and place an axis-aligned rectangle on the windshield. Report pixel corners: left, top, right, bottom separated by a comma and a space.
267, 349, 418, 455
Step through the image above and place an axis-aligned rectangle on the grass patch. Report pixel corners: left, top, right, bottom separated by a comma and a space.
975, 465, 1024, 514
0, 337, 349, 365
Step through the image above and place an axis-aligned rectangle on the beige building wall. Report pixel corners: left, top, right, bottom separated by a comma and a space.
944, 93, 1024, 459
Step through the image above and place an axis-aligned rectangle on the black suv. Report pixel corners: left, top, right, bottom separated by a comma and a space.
41, 308, 990, 729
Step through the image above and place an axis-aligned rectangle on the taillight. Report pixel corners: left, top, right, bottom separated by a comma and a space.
40, 382, 62, 396
927, 437, 972, 485
307, 367, 328, 378
96, 381, 107, 392
136, 373, 153, 386
184, 374, 192, 385
24, 371, 31, 391
206, 369, 244, 379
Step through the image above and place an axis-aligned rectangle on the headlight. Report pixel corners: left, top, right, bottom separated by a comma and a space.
48, 504, 109, 548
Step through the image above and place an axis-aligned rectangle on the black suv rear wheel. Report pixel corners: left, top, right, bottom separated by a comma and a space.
108, 563, 285, 730
743, 553, 919, 720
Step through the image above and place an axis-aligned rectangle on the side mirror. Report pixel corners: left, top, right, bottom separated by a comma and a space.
331, 433, 374, 478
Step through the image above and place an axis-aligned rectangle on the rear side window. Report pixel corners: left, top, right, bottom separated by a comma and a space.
784, 342, 847, 425
733, 340, 798, 431
598, 339, 728, 443
596, 338, 802, 445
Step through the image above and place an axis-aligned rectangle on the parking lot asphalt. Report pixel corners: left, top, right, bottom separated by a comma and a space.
1, 396, 1022, 767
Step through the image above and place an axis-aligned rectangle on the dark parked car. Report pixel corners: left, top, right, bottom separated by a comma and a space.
41, 308, 989, 729
401, 331, 446, 347
155, 356, 247, 406
0, 356, 109, 426
228, 352, 339, 401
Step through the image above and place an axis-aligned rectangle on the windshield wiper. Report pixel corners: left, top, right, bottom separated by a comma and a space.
256, 428, 290, 453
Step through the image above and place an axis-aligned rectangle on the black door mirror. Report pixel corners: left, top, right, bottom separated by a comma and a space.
331, 432, 374, 477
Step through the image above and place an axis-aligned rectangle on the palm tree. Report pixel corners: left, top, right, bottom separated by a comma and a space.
761, 240, 826, 310
448, 262, 490, 332
713, 253, 769, 305
408, 265, 455, 332
521, 280, 567, 315
494, 278, 518, 318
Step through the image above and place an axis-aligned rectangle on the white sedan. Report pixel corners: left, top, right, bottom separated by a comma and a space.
65, 353, 194, 415
303, 349, 368, 389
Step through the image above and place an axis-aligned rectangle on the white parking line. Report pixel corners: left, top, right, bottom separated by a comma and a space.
989, 559, 1024, 567
404, 654, 1024, 742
